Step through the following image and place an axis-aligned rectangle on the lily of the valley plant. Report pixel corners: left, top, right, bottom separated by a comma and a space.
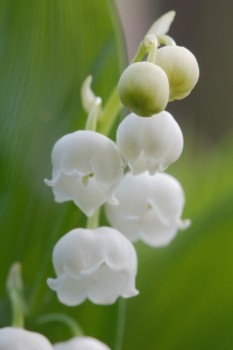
3, 10, 199, 350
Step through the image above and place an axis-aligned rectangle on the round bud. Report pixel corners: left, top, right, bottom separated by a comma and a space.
118, 62, 169, 117
155, 46, 199, 101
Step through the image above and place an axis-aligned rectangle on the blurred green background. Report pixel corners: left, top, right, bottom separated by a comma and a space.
0, 1, 233, 349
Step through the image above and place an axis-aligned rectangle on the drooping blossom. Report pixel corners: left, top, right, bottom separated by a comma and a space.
45, 130, 123, 217
47, 227, 138, 306
105, 172, 190, 247
53, 336, 110, 350
116, 111, 183, 175
0, 327, 53, 350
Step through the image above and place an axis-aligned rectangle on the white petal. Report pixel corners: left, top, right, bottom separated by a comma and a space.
48, 227, 138, 305
47, 275, 88, 306
116, 112, 183, 175
116, 114, 143, 163
105, 172, 189, 247
51, 132, 92, 176
45, 130, 123, 216
87, 264, 138, 305
141, 208, 178, 246
90, 141, 122, 192
0, 327, 53, 350
53, 336, 110, 350
148, 173, 185, 219
48, 172, 112, 216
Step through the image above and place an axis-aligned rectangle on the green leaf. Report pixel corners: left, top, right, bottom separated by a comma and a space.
0, 1, 124, 346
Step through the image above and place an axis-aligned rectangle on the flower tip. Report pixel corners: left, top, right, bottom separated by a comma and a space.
107, 195, 119, 206
147, 10, 176, 37
44, 178, 52, 186
6, 262, 23, 291
178, 218, 191, 231
121, 288, 139, 300
144, 34, 158, 49
47, 277, 57, 291
95, 96, 102, 106
131, 288, 140, 297
169, 10, 176, 19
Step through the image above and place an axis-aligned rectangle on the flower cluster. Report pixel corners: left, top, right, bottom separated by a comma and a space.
44, 10, 199, 349
118, 38, 199, 115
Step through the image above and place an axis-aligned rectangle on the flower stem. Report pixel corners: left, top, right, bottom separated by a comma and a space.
9, 289, 25, 328
131, 41, 148, 63
85, 97, 102, 131
144, 34, 158, 63
97, 40, 149, 137
7, 263, 25, 328
157, 34, 176, 46
114, 299, 127, 350
86, 208, 101, 230
97, 86, 122, 136
38, 313, 84, 338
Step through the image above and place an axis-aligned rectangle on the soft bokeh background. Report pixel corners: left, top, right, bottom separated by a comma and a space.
0, 1, 233, 350
116, 1, 233, 349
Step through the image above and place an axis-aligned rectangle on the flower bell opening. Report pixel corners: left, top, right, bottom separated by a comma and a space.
47, 227, 139, 306
105, 172, 190, 247
44, 130, 123, 216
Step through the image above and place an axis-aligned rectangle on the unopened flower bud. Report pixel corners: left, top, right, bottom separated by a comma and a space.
118, 62, 169, 117
155, 46, 199, 101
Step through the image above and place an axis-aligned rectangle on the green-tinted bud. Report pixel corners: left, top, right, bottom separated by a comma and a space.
118, 62, 169, 117
155, 46, 199, 101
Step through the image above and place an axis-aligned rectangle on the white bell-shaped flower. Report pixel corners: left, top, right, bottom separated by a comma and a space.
105, 172, 190, 247
0, 327, 53, 350
53, 336, 110, 350
47, 227, 139, 306
116, 111, 183, 175
155, 45, 199, 101
45, 130, 123, 217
